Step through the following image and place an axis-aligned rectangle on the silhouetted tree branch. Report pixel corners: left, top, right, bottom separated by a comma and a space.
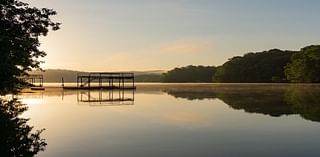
0, 99, 47, 156
0, 0, 60, 94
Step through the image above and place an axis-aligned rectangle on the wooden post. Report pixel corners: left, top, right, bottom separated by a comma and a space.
88, 90, 91, 103
40, 76, 42, 87
99, 73, 101, 89
132, 75, 135, 89
111, 89, 113, 100
118, 89, 121, 100
62, 89, 64, 100
122, 89, 124, 100
111, 78, 114, 88
99, 90, 102, 103
80, 91, 83, 102
62, 77, 64, 88
88, 75, 91, 89
77, 75, 79, 88
122, 78, 124, 89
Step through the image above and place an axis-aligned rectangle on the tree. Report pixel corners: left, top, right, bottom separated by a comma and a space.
163, 65, 216, 83
0, 99, 47, 156
285, 45, 320, 83
0, 0, 60, 94
213, 49, 295, 83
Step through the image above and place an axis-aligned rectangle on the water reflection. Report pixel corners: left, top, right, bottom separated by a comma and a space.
0, 99, 46, 156
77, 90, 135, 106
17, 85, 320, 157
285, 88, 320, 122
165, 85, 320, 122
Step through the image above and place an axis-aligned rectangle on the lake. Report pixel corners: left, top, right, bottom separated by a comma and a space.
18, 84, 320, 157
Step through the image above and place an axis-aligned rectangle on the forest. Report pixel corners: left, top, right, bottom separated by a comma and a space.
26, 45, 320, 83
163, 65, 216, 83
163, 45, 320, 83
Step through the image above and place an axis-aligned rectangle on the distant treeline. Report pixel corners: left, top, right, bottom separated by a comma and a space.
31, 45, 320, 83
163, 45, 320, 83
30, 69, 165, 83
163, 65, 216, 83
213, 49, 294, 83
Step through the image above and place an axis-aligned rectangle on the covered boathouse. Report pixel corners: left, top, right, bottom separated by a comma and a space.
63, 72, 136, 90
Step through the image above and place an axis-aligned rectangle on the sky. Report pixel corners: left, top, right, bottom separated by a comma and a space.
25, 0, 320, 71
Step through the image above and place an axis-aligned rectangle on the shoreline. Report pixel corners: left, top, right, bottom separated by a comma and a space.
38, 82, 320, 87
21, 83, 320, 94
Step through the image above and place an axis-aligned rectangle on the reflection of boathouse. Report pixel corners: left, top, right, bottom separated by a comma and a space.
77, 90, 134, 106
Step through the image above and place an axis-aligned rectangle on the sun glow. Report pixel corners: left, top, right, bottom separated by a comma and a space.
21, 98, 44, 106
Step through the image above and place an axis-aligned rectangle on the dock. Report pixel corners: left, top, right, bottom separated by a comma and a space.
25, 74, 45, 90
63, 72, 136, 90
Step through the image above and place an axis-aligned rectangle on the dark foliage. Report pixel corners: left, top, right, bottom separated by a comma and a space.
0, 0, 60, 94
285, 45, 320, 83
163, 65, 216, 83
135, 74, 164, 82
213, 49, 296, 83
0, 98, 47, 156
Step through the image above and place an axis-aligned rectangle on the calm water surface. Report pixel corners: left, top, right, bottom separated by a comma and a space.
19, 84, 320, 157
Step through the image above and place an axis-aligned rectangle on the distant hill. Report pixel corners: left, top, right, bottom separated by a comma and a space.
29, 69, 82, 83
29, 69, 164, 83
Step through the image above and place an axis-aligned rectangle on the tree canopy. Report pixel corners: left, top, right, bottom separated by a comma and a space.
0, 0, 60, 94
285, 45, 320, 83
213, 49, 296, 83
0, 99, 47, 156
163, 65, 216, 83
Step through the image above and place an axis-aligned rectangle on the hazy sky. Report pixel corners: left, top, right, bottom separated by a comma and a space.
25, 0, 320, 71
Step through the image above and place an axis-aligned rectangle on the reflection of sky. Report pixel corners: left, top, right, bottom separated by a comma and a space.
21, 98, 44, 106
20, 88, 320, 157
24, 0, 320, 71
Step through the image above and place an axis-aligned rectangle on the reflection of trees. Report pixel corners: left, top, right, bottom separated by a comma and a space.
218, 92, 293, 117
165, 86, 320, 122
165, 90, 217, 100
0, 99, 46, 156
285, 88, 320, 122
